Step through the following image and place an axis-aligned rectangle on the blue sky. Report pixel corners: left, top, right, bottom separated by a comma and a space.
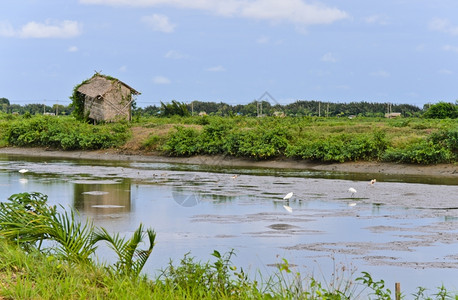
1, 0, 458, 108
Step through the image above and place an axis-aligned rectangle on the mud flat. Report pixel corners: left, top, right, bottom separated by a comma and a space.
0, 147, 456, 179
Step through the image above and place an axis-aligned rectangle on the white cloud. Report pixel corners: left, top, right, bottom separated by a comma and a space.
20, 20, 81, 38
164, 50, 188, 59
240, 0, 348, 25
364, 14, 389, 25
0, 20, 81, 38
438, 69, 453, 75
321, 52, 337, 63
206, 65, 226, 72
442, 45, 458, 53
152, 75, 171, 84
370, 70, 390, 78
429, 18, 458, 35
68, 45, 79, 52
80, 0, 348, 26
141, 14, 176, 33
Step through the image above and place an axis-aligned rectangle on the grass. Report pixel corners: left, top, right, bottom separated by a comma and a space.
1, 239, 458, 299
1, 192, 458, 299
0, 239, 156, 299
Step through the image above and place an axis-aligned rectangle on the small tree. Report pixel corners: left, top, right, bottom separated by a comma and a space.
423, 102, 458, 119
0, 97, 10, 113
160, 100, 190, 117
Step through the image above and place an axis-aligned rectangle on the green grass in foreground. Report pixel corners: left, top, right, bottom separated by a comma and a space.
0, 192, 457, 299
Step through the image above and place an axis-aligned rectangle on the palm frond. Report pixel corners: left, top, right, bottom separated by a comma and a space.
91, 223, 156, 277
47, 209, 97, 263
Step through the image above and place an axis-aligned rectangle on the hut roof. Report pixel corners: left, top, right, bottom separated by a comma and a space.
77, 74, 140, 98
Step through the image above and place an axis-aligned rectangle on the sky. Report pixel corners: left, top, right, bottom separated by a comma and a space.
1, 0, 458, 108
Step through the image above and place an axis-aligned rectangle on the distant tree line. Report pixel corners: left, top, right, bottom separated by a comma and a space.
2, 97, 457, 119
134, 99, 432, 118
0, 98, 72, 115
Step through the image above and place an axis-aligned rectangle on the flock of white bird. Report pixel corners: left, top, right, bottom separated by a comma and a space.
282, 178, 377, 213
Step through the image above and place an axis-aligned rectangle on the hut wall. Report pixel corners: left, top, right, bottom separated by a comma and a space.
84, 96, 105, 121
101, 84, 132, 122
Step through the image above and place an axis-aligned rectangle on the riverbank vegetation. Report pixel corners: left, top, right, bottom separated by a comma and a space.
0, 192, 456, 299
1, 111, 456, 164
0, 114, 130, 150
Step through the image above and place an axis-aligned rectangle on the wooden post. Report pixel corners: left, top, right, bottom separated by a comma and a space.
395, 282, 401, 300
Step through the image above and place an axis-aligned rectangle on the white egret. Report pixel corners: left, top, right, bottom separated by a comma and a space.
348, 187, 357, 197
348, 202, 357, 207
283, 192, 293, 200
18, 169, 28, 174
369, 179, 376, 185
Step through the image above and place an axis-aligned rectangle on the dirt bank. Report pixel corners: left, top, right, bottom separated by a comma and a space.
1, 147, 456, 178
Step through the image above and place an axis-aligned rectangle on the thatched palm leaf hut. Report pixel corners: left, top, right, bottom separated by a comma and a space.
73, 74, 140, 122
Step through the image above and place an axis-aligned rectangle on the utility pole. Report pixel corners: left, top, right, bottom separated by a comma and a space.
318, 102, 321, 117
56, 100, 59, 116
43, 99, 46, 114
326, 103, 329, 117
191, 102, 194, 116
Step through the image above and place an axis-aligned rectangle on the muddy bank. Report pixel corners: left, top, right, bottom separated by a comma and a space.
0, 147, 456, 178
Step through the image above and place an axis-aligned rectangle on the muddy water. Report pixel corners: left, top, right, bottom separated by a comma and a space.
0, 154, 458, 294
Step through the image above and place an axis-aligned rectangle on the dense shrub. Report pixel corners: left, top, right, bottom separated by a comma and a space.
5, 115, 131, 150
423, 102, 458, 119
286, 131, 388, 162
382, 140, 452, 164
429, 129, 458, 156
383, 129, 457, 164
197, 122, 231, 154
162, 126, 200, 156
2, 114, 456, 164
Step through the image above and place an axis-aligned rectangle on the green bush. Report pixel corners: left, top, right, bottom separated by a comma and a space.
197, 121, 231, 154
286, 131, 388, 162
141, 134, 163, 150
382, 129, 457, 164
429, 129, 458, 156
224, 127, 289, 160
383, 140, 451, 164
423, 102, 458, 119
5, 115, 130, 150
162, 126, 200, 156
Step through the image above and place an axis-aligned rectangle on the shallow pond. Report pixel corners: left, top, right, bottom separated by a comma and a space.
0, 154, 457, 294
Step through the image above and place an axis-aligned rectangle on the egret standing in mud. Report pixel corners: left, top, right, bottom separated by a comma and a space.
283, 192, 293, 200
283, 192, 294, 213
19, 169, 28, 174
348, 187, 357, 197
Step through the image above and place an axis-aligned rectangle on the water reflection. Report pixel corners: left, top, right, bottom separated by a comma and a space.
74, 180, 132, 215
